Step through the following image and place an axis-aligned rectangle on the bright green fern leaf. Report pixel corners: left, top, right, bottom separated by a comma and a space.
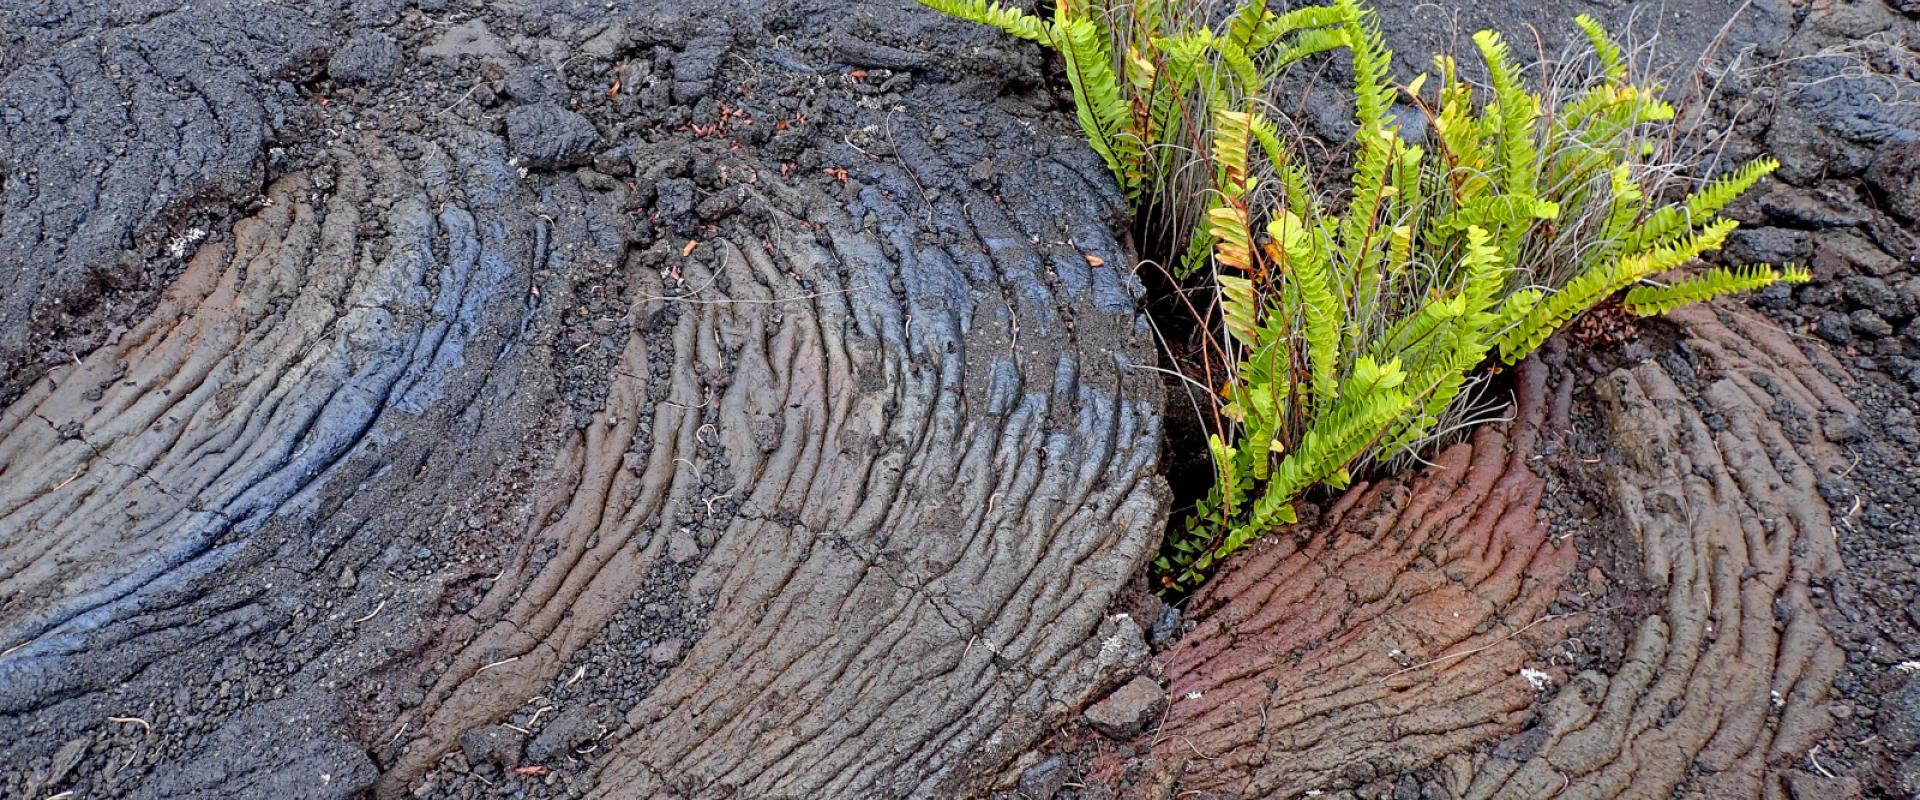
1623, 264, 1811, 315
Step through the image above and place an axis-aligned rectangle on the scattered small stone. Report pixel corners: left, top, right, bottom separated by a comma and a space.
575, 168, 620, 193
1867, 139, 1920, 223
1822, 411, 1866, 443
580, 21, 627, 59
1898, 753, 1920, 798
1750, 282, 1794, 310
1018, 755, 1067, 800
1878, 676, 1920, 752
1083, 676, 1167, 740
696, 186, 743, 222
1816, 311, 1854, 344
1784, 770, 1862, 800
1078, 779, 1117, 800
1343, 760, 1379, 785
1758, 185, 1862, 228
648, 639, 684, 666
1726, 227, 1811, 266
968, 159, 996, 186
328, 34, 398, 85
421, 19, 513, 65
655, 178, 697, 232
526, 708, 600, 763
459, 725, 525, 769
1844, 275, 1914, 321
1491, 726, 1547, 761
501, 66, 568, 104
668, 528, 700, 562
1851, 309, 1895, 339
506, 103, 599, 166
1149, 605, 1183, 649
593, 146, 634, 177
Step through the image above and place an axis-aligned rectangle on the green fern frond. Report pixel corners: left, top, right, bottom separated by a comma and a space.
1499, 216, 1741, 365
1214, 38, 1264, 97
1430, 56, 1482, 167
1053, 13, 1142, 194
1341, 128, 1398, 309
1213, 108, 1257, 196
1574, 14, 1627, 83
1267, 28, 1353, 69
1249, 113, 1319, 219
1238, 2, 1352, 53
1599, 162, 1644, 241
1623, 264, 1811, 315
1383, 229, 1503, 449
1216, 382, 1413, 558
1342, 0, 1395, 137
1334, 2, 1400, 322
1623, 204, 1688, 255
1227, 0, 1275, 50
1686, 157, 1780, 219
917, 0, 1049, 41
1273, 213, 1344, 408
1472, 30, 1540, 198
1210, 204, 1256, 270
1178, 218, 1218, 278
1493, 287, 1543, 335
1496, 253, 1638, 363
1391, 142, 1425, 224
1220, 273, 1263, 345
1457, 225, 1507, 311
1435, 194, 1560, 233
1373, 291, 1457, 362
1644, 217, 1739, 273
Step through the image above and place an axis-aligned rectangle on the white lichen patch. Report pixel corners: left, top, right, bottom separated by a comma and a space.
166, 226, 208, 258
1521, 667, 1553, 692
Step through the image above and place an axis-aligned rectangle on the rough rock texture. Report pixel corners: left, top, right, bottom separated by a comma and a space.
1083, 312, 1850, 800
1670, 2, 1920, 794
0, 2, 334, 403
1084, 676, 1167, 741
1087, 358, 1579, 798
2, 0, 1917, 798
0, 1, 1165, 798
1024, 1, 1920, 797
330, 34, 401, 85
1460, 308, 1849, 800
506, 104, 600, 165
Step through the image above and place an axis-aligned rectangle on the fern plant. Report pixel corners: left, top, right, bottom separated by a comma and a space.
922, 0, 1807, 592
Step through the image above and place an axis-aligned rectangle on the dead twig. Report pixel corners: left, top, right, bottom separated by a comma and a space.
1380, 611, 1586, 681
107, 716, 152, 732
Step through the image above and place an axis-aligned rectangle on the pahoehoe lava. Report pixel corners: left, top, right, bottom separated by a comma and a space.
2, 0, 1918, 799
